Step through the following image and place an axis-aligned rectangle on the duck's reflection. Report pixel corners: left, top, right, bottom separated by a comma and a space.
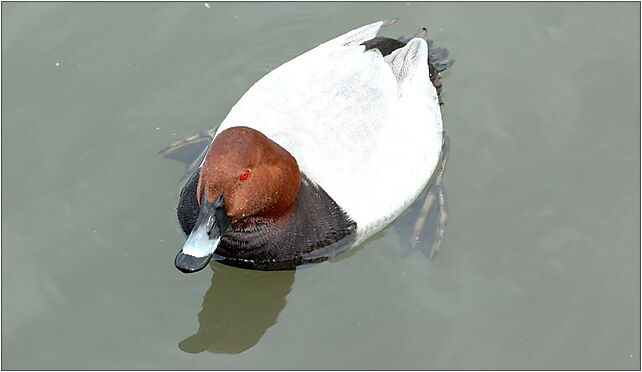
178, 263, 295, 354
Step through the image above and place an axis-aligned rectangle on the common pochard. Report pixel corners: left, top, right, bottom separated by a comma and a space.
171, 20, 453, 273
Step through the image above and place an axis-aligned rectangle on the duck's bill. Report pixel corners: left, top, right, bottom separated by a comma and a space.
175, 226, 219, 273
175, 193, 230, 274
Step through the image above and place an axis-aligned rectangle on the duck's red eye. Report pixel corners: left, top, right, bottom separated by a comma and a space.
239, 169, 251, 181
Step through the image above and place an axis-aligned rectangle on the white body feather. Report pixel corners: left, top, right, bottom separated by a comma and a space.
215, 21, 444, 245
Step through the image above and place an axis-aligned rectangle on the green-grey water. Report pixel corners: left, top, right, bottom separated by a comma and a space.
2, 2, 639, 369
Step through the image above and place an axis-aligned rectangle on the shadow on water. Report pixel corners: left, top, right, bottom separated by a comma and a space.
178, 263, 295, 354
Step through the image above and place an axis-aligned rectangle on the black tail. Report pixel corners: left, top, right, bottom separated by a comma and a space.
362, 27, 454, 97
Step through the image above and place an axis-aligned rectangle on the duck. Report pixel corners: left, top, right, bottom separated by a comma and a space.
172, 19, 454, 273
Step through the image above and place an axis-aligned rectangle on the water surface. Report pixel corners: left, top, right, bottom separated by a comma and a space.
2, 2, 639, 369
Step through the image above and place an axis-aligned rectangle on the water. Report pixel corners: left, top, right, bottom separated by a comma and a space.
2, 2, 639, 369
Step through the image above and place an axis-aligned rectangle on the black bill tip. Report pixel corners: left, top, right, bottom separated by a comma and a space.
175, 251, 213, 273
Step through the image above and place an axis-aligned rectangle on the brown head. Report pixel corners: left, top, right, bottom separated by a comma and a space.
196, 126, 301, 221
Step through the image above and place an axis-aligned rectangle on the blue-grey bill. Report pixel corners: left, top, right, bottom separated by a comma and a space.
175, 224, 220, 273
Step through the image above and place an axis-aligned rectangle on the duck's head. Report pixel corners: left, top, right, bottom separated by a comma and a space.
175, 126, 301, 273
